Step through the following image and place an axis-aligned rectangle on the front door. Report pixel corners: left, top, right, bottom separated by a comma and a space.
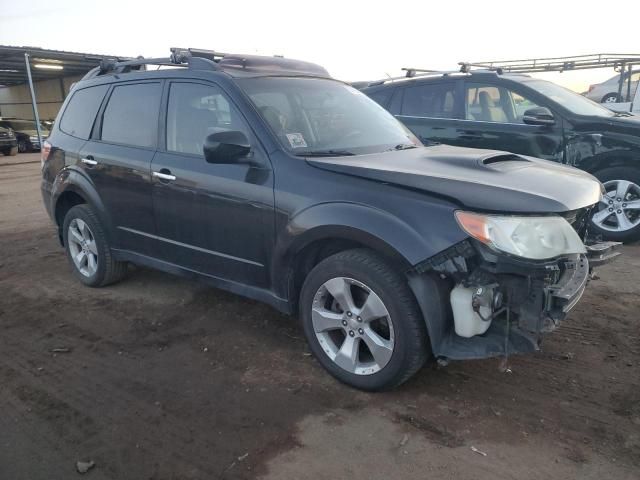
456, 81, 565, 162
151, 81, 274, 288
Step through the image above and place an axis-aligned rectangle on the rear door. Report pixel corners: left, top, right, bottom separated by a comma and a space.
79, 81, 163, 254
393, 80, 464, 146
150, 80, 274, 287
456, 80, 564, 161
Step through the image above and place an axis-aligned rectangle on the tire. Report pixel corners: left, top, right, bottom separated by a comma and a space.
17, 139, 28, 153
601, 93, 622, 104
62, 204, 127, 287
590, 166, 640, 242
299, 248, 429, 391
8, 146, 18, 156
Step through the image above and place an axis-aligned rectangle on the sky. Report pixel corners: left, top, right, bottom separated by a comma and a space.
1, 0, 638, 92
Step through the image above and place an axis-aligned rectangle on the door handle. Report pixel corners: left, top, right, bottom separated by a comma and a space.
81, 156, 97, 166
152, 170, 176, 182
458, 130, 483, 140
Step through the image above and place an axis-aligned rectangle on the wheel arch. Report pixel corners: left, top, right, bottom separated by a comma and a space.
52, 168, 114, 245
273, 202, 441, 309
580, 150, 640, 175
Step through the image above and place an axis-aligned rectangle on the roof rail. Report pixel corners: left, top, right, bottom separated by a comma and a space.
357, 68, 470, 88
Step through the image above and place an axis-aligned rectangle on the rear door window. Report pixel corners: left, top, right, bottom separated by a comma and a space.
59, 84, 109, 139
101, 83, 162, 148
401, 82, 457, 118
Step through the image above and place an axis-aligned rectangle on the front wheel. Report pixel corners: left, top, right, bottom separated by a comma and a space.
299, 249, 429, 391
17, 139, 28, 153
1, 146, 18, 156
591, 166, 640, 242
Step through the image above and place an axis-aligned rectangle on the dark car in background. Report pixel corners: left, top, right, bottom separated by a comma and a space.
0, 125, 18, 156
0, 118, 50, 152
360, 71, 640, 242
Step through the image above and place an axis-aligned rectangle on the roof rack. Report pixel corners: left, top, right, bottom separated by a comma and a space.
460, 53, 640, 74
81, 47, 226, 81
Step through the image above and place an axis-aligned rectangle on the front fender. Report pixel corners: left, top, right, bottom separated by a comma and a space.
272, 201, 465, 299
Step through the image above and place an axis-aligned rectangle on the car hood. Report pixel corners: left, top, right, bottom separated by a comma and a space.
307, 145, 602, 213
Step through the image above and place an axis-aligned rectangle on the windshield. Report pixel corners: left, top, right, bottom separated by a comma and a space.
237, 77, 420, 155
525, 80, 615, 117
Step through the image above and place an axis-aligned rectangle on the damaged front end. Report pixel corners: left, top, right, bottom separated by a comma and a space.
408, 208, 621, 363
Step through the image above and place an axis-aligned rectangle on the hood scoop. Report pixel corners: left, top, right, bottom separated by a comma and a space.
481, 153, 529, 165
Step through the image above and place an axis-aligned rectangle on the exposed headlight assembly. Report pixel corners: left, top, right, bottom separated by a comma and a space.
455, 211, 586, 260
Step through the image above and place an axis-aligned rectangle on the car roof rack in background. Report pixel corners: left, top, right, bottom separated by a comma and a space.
359, 67, 469, 88
460, 53, 640, 74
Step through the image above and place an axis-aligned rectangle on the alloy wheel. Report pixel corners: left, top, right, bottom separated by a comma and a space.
67, 218, 99, 277
592, 179, 640, 232
311, 277, 395, 375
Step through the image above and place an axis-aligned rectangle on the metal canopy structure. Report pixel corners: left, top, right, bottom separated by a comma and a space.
460, 53, 640, 74
460, 53, 640, 102
0, 45, 128, 87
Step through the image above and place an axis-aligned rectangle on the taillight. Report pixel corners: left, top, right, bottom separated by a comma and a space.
41, 140, 52, 167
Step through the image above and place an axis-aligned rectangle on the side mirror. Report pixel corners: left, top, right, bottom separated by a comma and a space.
203, 130, 251, 164
522, 107, 555, 126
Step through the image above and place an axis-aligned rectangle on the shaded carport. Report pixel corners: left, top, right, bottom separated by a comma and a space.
0, 45, 127, 147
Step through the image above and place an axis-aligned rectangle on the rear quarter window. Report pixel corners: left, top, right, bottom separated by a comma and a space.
59, 84, 109, 139
367, 89, 392, 107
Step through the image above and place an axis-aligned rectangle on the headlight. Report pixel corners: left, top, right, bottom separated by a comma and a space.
455, 211, 586, 260
30, 135, 39, 142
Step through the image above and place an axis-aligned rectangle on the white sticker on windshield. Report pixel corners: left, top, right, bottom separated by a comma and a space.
286, 133, 308, 148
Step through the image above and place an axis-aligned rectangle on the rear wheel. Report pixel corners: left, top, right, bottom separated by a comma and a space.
591, 166, 640, 242
299, 249, 429, 391
62, 204, 127, 287
601, 93, 622, 103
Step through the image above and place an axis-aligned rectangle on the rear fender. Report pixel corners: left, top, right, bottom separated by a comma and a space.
51, 167, 114, 244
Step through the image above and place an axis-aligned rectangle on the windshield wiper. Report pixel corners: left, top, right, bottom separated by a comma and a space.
296, 149, 356, 157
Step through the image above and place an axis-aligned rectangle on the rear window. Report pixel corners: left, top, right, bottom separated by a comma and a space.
101, 83, 161, 148
59, 84, 108, 139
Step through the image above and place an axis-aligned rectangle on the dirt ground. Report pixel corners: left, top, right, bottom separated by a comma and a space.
1, 154, 639, 480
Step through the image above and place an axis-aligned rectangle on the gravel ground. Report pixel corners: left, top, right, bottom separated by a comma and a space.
1, 155, 639, 479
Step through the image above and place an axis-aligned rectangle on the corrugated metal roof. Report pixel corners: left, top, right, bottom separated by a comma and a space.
0, 45, 130, 87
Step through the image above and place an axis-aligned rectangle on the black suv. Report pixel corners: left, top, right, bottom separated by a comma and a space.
42, 49, 618, 391
0, 118, 50, 152
0, 125, 17, 156
360, 70, 640, 242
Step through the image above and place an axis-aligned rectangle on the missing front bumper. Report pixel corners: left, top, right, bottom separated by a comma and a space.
410, 239, 620, 362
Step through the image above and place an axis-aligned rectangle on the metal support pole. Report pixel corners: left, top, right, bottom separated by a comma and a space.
627, 64, 632, 102
617, 63, 625, 102
24, 52, 43, 149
